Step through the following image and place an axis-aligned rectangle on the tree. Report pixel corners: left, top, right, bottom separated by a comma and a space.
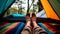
15, 0, 25, 14
27, 0, 29, 13
37, 0, 43, 12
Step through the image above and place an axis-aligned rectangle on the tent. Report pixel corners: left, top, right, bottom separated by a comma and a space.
0, 0, 60, 34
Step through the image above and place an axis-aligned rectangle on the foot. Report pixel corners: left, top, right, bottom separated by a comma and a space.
32, 13, 38, 27
32, 13, 40, 28
32, 13, 36, 21
26, 13, 30, 21
26, 13, 31, 26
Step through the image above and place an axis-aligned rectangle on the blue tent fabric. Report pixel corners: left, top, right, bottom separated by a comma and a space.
15, 22, 25, 34
0, 0, 7, 14
0, 0, 15, 14
38, 23, 54, 34
11, 14, 26, 18
6, 14, 26, 18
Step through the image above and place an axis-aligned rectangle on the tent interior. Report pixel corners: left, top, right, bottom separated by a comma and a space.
0, 0, 60, 34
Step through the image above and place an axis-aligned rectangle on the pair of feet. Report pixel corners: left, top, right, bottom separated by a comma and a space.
26, 13, 36, 21
26, 13, 37, 27
23, 13, 48, 34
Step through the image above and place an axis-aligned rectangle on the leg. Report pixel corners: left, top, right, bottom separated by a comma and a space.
32, 13, 48, 34
21, 13, 32, 34
21, 21, 32, 34
32, 13, 40, 28
33, 21, 48, 34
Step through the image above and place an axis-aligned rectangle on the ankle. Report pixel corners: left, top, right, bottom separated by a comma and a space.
26, 21, 31, 26
32, 19, 36, 23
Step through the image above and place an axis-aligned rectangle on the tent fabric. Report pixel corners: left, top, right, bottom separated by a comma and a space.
40, 0, 59, 20
2, 22, 25, 34
0, 22, 25, 34
0, 0, 15, 15
48, 0, 60, 18
0, 22, 9, 26
36, 9, 47, 18
38, 23, 54, 34
0, 0, 58, 34
2, 22, 19, 34
15, 22, 25, 34
0, 23, 14, 34
0, 23, 10, 30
